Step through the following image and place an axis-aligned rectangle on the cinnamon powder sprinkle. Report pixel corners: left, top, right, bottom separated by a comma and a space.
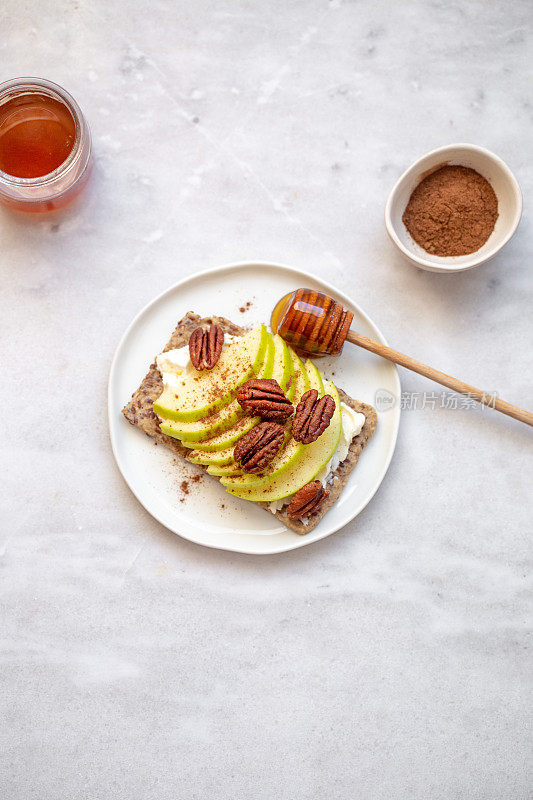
402, 165, 498, 257
178, 473, 203, 500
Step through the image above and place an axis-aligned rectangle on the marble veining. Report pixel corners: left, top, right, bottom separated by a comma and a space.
1, 1, 532, 798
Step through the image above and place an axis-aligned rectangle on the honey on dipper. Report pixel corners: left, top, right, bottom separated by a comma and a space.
271, 288, 353, 358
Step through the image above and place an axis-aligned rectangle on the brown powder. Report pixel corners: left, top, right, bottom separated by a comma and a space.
402, 165, 498, 256
178, 473, 203, 501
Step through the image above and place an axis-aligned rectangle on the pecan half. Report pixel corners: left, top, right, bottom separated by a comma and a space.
189, 324, 224, 370
287, 481, 329, 520
237, 379, 294, 421
234, 422, 285, 473
292, 390, 335, 444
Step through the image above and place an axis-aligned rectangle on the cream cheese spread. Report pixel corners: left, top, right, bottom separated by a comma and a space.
156, 348, 190, 390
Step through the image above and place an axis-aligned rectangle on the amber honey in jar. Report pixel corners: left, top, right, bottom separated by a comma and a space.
0, 78, 92, 211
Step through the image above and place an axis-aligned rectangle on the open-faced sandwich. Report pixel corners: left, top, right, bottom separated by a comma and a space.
122, 313, 377, 534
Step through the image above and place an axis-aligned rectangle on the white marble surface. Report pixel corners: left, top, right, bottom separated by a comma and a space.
1, 1, 532, 798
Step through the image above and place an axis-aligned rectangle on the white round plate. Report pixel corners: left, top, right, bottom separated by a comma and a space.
108, 262, 401, 554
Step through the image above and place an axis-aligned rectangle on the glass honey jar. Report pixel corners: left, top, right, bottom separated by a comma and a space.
0, 77, 92, 212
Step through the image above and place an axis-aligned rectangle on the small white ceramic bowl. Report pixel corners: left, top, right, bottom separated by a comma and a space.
385, 143, 522, 272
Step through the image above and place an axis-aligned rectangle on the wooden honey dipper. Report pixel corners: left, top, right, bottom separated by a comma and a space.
271, 288, 533, 427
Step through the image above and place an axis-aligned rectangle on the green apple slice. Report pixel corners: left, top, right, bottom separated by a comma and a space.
262, 331, 276, 375
160, 399, 245, 443
305, 358, 324, 395
154, 325, 267, 422
226, 379, 342, 502
219, 349, 315, 492
206, 464, 242, 477
158, 335, 275, 442
275, 335, 294, 395
160, 403, 245, 443
187, 447, 236, 467
181, 414, 260, 452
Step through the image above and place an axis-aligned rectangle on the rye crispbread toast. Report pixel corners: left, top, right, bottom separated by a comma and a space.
122, 313, 377, 534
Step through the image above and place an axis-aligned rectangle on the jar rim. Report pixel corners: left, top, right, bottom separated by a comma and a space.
0, 77, 85, 187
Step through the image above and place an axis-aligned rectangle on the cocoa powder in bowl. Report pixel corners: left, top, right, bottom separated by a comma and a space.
402, 165, 498, 257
